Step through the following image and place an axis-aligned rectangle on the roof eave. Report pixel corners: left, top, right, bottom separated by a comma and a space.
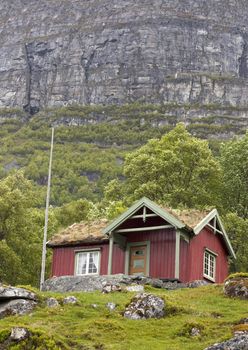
47, 237, 108, 248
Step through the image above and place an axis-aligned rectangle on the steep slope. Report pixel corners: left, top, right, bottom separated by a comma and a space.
1, 0, 248, 114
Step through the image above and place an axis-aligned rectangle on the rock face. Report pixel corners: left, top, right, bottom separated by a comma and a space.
205, 335, 248, 350
2, 0, 248, 113
124, 293, 165, 320
224, 276, 248, 299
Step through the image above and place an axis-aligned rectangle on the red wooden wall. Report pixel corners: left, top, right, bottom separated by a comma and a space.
51, 228, 176, 279
186, 227, 229, 283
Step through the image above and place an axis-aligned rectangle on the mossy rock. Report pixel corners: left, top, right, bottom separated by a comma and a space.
224, 274, 248, 299
225, 272, 248, 281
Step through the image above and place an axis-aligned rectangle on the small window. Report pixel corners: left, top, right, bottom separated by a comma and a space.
75, 251, 100, 276
203, 250, 216, 281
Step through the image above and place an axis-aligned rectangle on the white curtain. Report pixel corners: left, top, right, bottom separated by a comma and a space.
77, 252, 87, 275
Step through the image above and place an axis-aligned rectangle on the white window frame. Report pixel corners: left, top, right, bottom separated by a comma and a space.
203, 249, 217, 282
75, 249, 101, 276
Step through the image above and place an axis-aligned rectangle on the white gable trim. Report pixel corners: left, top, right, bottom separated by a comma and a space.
102, 197, 185, 235
193, 209, 236, 259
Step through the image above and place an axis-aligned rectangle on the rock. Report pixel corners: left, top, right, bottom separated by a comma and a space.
124, 293, 165, 320
187, 280, 209, 288
102, 283, 122, 294
106, 302, 116, 311
190, 327, 201, 337
0, 284, 36, 301
204, 335, 248, 349
63, 296, 78, 304
150, 279, 164, 289
43, 275, 212, 293
240, 318, 248, 325
46, 297, 59, 308
91, 304, 98, 309
224, 277, 248, 299
43, 275, 125, 292
0, 299, 37, 318
125, 285, 144, 293
10, 327, 30, 341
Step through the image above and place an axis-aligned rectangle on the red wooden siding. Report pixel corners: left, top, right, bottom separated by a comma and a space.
112, 244, 125, 274
51, 243, 109, 277
179, 237, 189, 282
187, 227, 229, 283
125, 229, 176, 278
51, 228, 176, 279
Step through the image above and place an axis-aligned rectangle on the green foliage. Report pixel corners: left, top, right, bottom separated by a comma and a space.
9, 330, 61, 350
0, 329, 10, 343
220, 131, 248, 218
109, 123, 222, 208
0, 172, 59, 286
54, 199, 96, 227
224, 213, 248, 272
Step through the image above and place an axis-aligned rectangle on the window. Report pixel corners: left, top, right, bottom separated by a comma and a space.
203, 250, 216, 281
75, 251, 100, 276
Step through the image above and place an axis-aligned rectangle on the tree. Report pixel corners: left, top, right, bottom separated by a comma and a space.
0, 171, 59, 286
108, 123, 222, 208
54, 199, 97, 227
224, 213, 248, 272
220, 132, 248, 219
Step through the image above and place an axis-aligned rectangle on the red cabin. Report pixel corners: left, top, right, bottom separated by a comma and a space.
48, 197, 236, 283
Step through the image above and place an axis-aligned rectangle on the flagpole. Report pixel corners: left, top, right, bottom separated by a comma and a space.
40, 127, 54, 291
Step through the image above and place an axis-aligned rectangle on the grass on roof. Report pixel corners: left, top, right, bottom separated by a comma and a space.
0, 284, 247, 349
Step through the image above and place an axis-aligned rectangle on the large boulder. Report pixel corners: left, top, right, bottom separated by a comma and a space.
0, 284, 37, 319
0, 299, 37, 319
0, 284, 36, 301
124, 293, 165, 320
205, 335, 248, 349
224, 275, 248, 299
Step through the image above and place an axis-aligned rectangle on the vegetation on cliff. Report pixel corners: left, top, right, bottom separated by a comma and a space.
0, 105, 248, 286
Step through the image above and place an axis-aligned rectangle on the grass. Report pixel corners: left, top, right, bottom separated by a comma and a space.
0, 284, 247, 349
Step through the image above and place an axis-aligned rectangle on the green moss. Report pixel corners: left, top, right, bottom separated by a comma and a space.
226, 272, 248, 280
0, 285, 247, 349
0, 329, 10, 342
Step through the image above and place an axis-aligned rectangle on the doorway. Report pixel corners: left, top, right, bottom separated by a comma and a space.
129, 244, 147, 275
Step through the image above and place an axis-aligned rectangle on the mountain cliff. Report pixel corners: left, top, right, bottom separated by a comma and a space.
2, 0, 248, 116
2, 0, 248, 203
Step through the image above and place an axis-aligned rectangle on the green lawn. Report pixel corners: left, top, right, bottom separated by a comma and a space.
0, 285, 247, 350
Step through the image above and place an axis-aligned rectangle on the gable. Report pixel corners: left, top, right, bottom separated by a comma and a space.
193, 209, 236, 259
102, 197, 185, 235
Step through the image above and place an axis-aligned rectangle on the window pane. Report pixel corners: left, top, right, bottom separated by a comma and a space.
76, 251, 99, 275
88, 252, 99, 274
133, 259, 144, 268
204, 250, 216, 280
